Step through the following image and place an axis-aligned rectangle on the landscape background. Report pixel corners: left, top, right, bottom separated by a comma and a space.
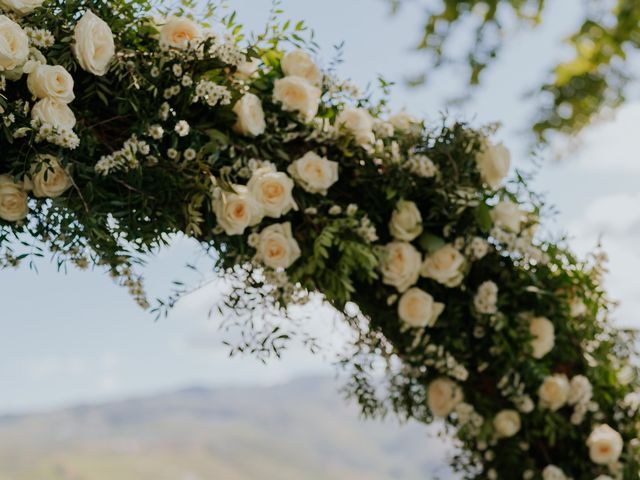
0, 378, 452, 480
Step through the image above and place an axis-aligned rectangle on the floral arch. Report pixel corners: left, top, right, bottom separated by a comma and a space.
0, 1, 639, 479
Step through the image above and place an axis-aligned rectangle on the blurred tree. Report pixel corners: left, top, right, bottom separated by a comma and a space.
389, 0, 640, 142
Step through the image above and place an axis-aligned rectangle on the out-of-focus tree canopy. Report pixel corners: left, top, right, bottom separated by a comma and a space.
390, 0, 640, 142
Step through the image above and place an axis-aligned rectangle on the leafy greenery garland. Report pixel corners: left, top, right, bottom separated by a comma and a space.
0, 1, 639, 478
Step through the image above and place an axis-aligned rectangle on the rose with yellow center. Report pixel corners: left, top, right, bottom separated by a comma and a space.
247, 165, 297, 219
159, 16, 202, 50
212, 185, 260, 236
254, 222, 301, 270
397, 287, 444, 328
0, 175, 28, 222
273, 76, 321, 122
380, 241, 422, 293
421, 244, 466, 287
587, 424, 623, 465
287, 151, 338, 196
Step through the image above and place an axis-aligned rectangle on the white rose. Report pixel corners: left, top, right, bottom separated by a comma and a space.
569, 297, 587, 317
0, 15, 29, 71
28, 64, 75, 103
0, 174, 28, 222
336, 107, 375, 145
493, 409, 521, 438
421, 244, 466, 287
389, 200, 423, 241
235, 57, 260, 80
380, 241, 422, 293
287, 151, 338, 195
594, 476, 614, 480
477, 141, 511, 189
389, 111, 418, 132
29, 155, 72, 198
273, 76, 321, 122
232, 93, 266, 137
617, 365, 635, 386
212, 185, 260, 236
568, 375, 593, 405
542, 465, 568, 480
31, 98, 76, 130
159, 16, 202, 50
427, 377, 463, 417
490, 200, 523, 233
0, 0, 43, 15
397, 287, 444, 328
281, 49, 322, 86
538, 374, 570, 411
587, 424, 623, 465
73, 11, 115, 76
529, 316, 555, 359
254, 222, 301, 269
247, 165, 297, 219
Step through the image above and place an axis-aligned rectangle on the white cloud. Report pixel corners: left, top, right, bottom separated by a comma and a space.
554, 103, 640, 172
567, 192, 640, 328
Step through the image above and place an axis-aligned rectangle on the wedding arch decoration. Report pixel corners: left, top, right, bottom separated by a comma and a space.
1, 0, 639, 478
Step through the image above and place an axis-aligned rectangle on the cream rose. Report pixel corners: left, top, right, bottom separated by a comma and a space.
28, 64, 75, 104
336, 107, 375, 145
398, 287, 444, 328
529, 316, 555, 359
477, 141, 511, 189
421, 244, 466, 288
29, 155, 72, 198
0, 15, 29, 71
0, 175, 28, 222
73, 11, 115, 76
254, 222, 301, 270
427, 377, 463, 417
587, 424, 623, 465
212, 185, 260, 236
235, 57, 260, 80
493, 409, 521, 438
247, 165, 297, 219
0, 0, 43, 15
287, 151, 338, 195
389, 111, 418, 132
31, 98, 76, 130
159, 16, 202, 50
380, 241, 422, 293
232, 93, 266, 137
389, 200, 423, 241
490, 200, 523, 233
568, 375, 593, 406
281, 49, 322, 87
542, 465, 567, 480
273, 76, 321, 122
538, 374, 570, 411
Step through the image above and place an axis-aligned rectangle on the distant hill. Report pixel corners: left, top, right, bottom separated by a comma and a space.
0, 377, 455, 480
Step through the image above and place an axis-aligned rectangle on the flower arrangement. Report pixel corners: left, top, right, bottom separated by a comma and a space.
1, 1, 639, 478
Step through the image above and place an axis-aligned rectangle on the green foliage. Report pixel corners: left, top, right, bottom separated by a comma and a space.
392, 0, 640, 142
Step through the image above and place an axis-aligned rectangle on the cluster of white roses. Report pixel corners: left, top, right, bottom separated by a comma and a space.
0, 1, 117, 220
0, 155, 72, 221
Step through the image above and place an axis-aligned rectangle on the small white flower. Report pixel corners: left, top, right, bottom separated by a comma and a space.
183, 148, 196, 161
175, 120, 190, 137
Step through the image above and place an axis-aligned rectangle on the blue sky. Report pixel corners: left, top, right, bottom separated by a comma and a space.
2, 0, 640, 414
